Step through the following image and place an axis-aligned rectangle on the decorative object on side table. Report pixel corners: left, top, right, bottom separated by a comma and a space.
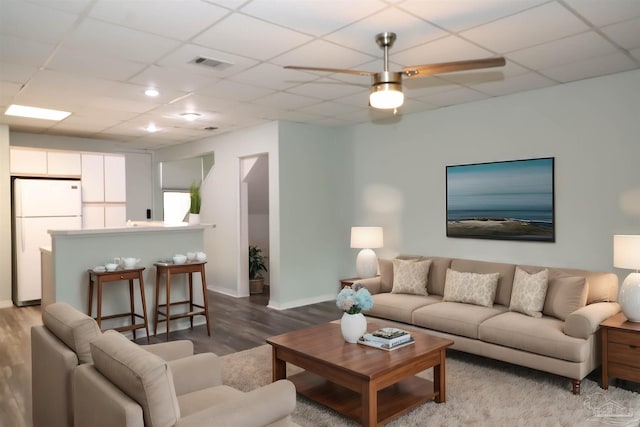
614, 235, 640, 322
336, 283, 373, 343
249, 245, 268, 294
350, 226, 383, 278
189, 181, 201, 225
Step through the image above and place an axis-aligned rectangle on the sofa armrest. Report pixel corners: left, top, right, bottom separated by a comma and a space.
354, 276, 382, 294
143, 340, 194, 361
73, 364, 144, 427
168, 352, 222, 395
178, 380, 296, 427
564, 302, 621, 339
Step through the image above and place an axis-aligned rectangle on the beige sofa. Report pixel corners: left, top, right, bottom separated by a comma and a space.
357, 256, 620, 394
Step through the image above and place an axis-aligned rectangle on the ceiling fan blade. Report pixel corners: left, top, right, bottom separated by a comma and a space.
284, 65, 374, 76
403, 57, 506, 78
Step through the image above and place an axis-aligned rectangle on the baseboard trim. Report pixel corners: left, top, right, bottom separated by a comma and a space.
0, 300, 13, 309
267, 293, 336, 310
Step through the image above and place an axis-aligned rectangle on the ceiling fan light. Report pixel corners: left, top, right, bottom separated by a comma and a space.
369, 83, 404, 109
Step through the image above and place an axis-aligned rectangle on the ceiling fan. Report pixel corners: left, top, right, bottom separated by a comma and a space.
284, 32, 506, 110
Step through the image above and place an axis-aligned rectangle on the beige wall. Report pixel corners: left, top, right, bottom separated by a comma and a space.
0, 125, 11, 306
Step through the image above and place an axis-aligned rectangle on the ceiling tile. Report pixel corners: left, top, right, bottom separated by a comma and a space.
199, 80, 275, 102
49, 114, 121, 133
270, 40, 375, 69
286, 79, 367, 100
324, 8, 446, 55
157, 44, 259, 78
507, 32, 619, 70
602, 18, 640, 50
65, 18, 182, 63
437, 61, 529, 86
240, 0, 388, 36
0, 35, 56, 67
0, 81, 22, 105
47, 47, 148, 81
298, 101, 362, 117
22, 0, 93, 14
86, 96, 157, 114
392, 36, 493, 67
129, 65, 218, 93
228, 63, 318, 91
460, 2, 589, 53
564, 0, 640, 26
414, 86, 489, 107
89, 0, 230, 41
252, 91, 323, 110
400, 0, 548, 32
0, 62, 38, 84
540, 52, 638, 82
153, 95, 240, 116
470, 72, 556, 96
193, 14, 313, 60
0, 0, 79, 43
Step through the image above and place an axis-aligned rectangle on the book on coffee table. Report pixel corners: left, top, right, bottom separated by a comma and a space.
358, 335, 415, 351
363, 328, 412, 346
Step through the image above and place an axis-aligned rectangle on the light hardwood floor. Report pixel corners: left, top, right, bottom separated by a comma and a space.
0, 290, 341, 427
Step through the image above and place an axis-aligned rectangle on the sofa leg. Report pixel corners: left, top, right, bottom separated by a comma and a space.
571, 379, 581, 395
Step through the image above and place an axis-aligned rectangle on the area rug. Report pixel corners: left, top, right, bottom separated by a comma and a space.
220, 345, 640, 427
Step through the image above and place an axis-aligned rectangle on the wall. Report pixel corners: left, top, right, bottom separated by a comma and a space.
345, 70, 640, 275
0, 125, 11, 306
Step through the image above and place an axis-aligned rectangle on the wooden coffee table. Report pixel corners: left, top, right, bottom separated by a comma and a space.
266, 321, 453, 426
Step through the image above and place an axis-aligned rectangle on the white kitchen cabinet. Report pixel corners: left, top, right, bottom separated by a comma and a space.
81, 153, 105, 202
47, 151, 81, 176
104, 155, 126, 203
105, 205, 127, 227
10, 147, 47, 175
83, 205, 105, 229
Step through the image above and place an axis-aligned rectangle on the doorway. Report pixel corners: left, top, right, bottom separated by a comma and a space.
240, 154, 269, 304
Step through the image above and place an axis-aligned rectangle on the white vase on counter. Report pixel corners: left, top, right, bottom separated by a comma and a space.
188, 213, 200, 225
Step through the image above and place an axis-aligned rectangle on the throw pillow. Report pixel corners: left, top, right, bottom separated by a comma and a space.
391, 259, 432, 295
442, 269, 500, 307
543, 275, 588, 320
509, 267, 549, 318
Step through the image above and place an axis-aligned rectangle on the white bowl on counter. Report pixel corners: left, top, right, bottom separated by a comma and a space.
105, 263, 118, 272
173, 254, 187, 264
196, 252, 207, 262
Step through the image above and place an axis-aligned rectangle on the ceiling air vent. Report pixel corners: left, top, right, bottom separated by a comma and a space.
190, 56, 233, 71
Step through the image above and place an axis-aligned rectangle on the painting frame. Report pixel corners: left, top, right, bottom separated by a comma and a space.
446, 157, 555, 242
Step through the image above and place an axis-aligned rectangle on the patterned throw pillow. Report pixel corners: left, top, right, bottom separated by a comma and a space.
391, 258, 432, 295
509, 267, 549, 318
442, 269, 500, 307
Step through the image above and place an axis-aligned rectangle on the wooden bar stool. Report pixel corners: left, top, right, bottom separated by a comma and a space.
153, 261, 211, 341
87, 267, 149, 342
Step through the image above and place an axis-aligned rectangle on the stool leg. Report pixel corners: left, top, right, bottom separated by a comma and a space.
97, 279, 103, 331
154, 270, 161, 336
88, 277, 94, 317
188, 272, 194, 329
165, 271, 171, 342
129, 279, 136, 340
138, 273, 150, 344
200, 265, 211, 336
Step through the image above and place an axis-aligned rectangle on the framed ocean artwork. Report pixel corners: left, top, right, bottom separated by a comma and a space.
446, 157, 555, 242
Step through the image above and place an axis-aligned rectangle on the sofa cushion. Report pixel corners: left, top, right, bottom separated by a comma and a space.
367, 293, 440, 324
42, 302, 102, 364
90, 330, 181, 427
543, 275, 588, 320
378, 258, 394, 293
419, 256, 453, 296
443, 269, 500, 307
412, 302, 507, 339
178, 385, 243, 418
478, 312, 590, 363
450, 259, 516, 306
509, 267, 549, 318
391, 259, 431, 295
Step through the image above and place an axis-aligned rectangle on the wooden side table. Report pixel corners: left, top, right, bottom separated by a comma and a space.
88, 267, 149, 342
340, 277, 362, 289
600, 312, 640, 389
153, 261, 211, 341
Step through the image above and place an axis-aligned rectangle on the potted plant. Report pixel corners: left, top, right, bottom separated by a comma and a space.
189, 181, 201, 224
249, 245, 268, 293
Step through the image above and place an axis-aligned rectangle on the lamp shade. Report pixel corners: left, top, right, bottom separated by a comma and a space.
614, 235, 640, 270
350, 227, 383, 249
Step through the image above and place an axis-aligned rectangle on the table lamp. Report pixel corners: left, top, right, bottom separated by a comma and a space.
614, 235, 640, 322
350, 227, 383, 278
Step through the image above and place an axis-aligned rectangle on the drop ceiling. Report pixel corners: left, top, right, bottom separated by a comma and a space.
1, 0, 638, 149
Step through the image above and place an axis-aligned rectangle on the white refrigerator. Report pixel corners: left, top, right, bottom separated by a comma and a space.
13, 178, 82, 306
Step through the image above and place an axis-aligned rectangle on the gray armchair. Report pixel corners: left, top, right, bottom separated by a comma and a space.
73, 330, 297, 427
31, 302, 194, 427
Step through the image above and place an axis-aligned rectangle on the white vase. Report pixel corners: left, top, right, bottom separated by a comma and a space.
341, 312, 367, 343
188, 213, 200, 225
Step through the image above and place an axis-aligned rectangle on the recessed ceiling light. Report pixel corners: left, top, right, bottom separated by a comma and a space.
180, 112, 201, 121
5, 104, 71, 121
145, 123, 158, 133
145, 88, 159, 97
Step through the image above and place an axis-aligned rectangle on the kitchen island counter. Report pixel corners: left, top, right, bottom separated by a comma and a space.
45, 222, 215, 337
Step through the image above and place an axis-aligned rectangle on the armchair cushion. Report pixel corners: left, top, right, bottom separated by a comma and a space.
42, 302, 101, 364
91, 330, 180, 427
